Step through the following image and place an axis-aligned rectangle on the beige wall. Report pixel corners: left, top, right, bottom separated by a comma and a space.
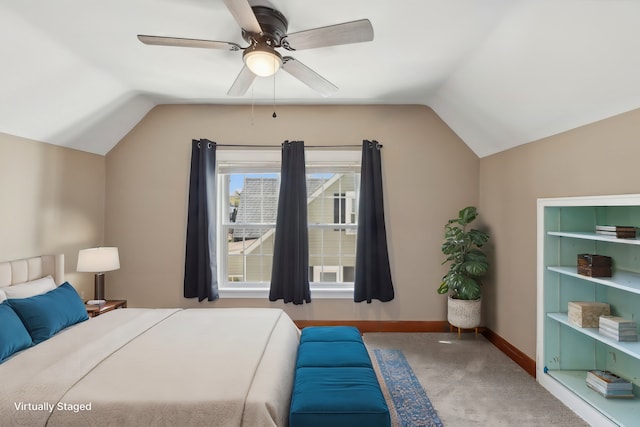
0, 132, 106, 297
479, 107, 640, 358
105, 104, 479, 321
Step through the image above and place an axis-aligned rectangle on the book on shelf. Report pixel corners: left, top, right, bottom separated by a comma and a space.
586, 382, 635, 399
595, 225, 637, 238
595, 225, 637, 232
599, 315, 637, 329
599, 324, 638, 334
596, 230, 636, 239
599, 316, 638, 341
599, 329, 638, 342
587, 370, 633, 389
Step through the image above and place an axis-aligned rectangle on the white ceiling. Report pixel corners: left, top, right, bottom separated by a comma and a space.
1, 0, 639, 157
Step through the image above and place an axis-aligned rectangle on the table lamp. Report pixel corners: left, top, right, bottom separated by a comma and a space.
77, 247, 120, 304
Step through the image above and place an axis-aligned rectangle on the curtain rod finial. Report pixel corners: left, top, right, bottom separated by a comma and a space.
365, 140, 383, 149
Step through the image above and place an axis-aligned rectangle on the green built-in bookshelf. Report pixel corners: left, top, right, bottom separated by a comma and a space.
537, 195, 640, 427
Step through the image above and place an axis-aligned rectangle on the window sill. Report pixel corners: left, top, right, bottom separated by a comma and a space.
218, 286, 354, 299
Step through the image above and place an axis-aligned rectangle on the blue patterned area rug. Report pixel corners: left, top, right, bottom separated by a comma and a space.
374, 349, 444, 427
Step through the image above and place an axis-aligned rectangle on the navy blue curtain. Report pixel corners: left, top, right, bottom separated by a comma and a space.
270, 141, 311, 304
184, 139, 219, 301
355, 140, 394, 302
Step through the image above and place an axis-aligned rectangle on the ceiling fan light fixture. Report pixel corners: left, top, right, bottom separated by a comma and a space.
243, 44, 282, 77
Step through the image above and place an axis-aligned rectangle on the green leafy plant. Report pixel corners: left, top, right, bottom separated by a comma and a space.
437, 206, 490, 300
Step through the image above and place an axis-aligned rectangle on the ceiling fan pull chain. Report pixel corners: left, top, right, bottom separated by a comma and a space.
272, 70, 277, 119
251, 85, 255, 125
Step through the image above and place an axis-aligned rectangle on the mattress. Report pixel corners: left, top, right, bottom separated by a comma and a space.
0, 307, 300, 427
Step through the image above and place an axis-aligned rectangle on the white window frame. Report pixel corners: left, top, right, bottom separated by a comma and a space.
216, 148, 360, 299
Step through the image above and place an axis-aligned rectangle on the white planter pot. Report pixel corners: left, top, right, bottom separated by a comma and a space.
447, 296, 482, 329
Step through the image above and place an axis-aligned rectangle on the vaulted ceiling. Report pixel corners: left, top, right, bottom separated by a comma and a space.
1, 0, 639, 157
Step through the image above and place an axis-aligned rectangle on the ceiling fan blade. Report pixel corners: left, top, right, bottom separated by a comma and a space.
137, 35, 241, 51
281, 57, 337, 97
281, 19, 373, 51
223, 0, 262, 34
227, 65, 257, 96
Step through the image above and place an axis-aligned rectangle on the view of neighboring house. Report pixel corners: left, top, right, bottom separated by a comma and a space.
225, 173, 359, 285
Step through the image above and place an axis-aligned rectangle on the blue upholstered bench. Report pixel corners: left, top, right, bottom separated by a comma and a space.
289, 326, 391, 427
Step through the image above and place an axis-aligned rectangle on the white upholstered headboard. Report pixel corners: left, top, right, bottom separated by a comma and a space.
0, 254, 65, 287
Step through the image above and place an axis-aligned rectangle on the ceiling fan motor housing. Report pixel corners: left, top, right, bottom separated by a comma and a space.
241, 6, 289, 47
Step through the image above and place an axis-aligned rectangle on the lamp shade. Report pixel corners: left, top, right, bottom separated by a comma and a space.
77, 247, 120, 273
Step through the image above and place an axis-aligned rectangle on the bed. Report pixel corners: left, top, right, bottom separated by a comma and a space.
0, 255, 300, 427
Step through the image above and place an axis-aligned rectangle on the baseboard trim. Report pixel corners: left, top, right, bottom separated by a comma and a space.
481, 328, 536, 378
293, 320, 536, 378
293, 320, 451, 333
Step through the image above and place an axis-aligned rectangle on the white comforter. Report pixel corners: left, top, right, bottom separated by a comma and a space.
0, 308, 300, 427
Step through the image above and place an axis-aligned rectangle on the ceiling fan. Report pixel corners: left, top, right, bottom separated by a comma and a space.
137, 0, 374, 97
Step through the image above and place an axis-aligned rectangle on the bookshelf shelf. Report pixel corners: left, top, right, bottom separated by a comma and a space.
547, 266, 640, 295
546, 313, 640, 358
538, 195, 640, 427
547, 231, 640, 245
545, 370, 640, 427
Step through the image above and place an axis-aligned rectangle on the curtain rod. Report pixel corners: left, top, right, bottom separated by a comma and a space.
212, 143, 382, 149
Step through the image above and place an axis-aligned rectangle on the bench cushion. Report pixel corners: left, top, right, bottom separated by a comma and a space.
299, 326, 363, 343
290, 367, 390, 427
296, 341, 373, 368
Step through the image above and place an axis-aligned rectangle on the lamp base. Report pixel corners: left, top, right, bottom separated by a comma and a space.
94, 273, 105, 301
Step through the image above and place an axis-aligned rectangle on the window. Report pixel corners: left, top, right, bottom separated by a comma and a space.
217, 149, 360, 298
333, 192, 356, 234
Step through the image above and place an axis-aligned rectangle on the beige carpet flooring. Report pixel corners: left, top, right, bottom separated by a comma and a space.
364, 332, 590, 427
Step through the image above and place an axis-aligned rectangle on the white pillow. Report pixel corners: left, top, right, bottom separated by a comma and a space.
0, 288, 6, 303
3, 275, 56, 299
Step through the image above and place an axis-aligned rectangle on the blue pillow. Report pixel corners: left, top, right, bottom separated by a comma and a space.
300, 326, 364, 343
0, 301, 33, 363
8, 282, 89, 344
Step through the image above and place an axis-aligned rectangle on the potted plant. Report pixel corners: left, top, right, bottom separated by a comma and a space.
437, 206, 490, 332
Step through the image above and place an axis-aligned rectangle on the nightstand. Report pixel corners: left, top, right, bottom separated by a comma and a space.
85, 300, 127, 318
